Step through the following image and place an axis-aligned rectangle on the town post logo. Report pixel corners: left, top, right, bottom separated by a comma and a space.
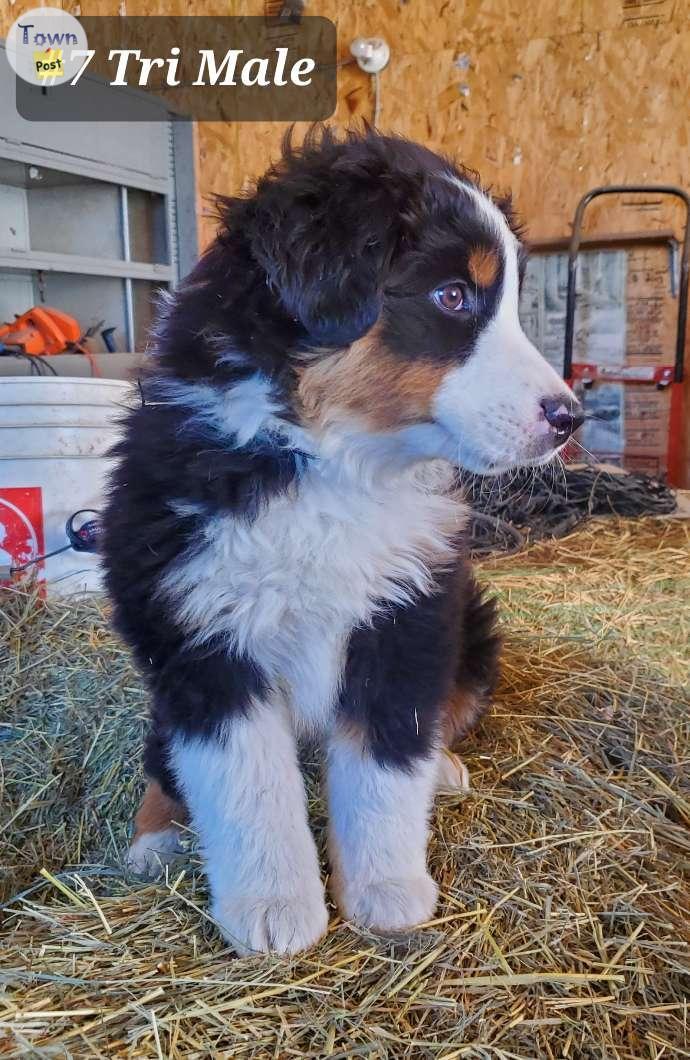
7, 7, 87, 86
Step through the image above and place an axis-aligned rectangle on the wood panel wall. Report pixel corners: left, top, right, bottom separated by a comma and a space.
2, 0, 688, 246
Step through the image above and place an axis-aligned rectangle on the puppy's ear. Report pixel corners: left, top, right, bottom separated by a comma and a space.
249, 160, 402, 347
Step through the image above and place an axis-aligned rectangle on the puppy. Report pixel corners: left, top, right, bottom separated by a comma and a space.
103, 128, 582, 955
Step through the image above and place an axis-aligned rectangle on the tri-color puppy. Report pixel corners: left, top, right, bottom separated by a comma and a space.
103, 128, 582, 955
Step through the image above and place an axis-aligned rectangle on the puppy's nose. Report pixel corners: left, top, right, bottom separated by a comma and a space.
541, 397, 585, 440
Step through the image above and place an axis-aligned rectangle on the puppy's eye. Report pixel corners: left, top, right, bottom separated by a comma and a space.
432, 283, 466, 312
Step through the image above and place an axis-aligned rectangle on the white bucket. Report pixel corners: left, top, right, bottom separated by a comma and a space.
0, 377, 132, 595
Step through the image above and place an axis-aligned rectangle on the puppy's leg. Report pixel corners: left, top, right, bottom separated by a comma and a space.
128, 780, 188, 874
437, 566, 502, 793
128, 727, 188, 874
327, 728, 440, 932
435, 687, 483, 792
170, 697, 328, 956
328, 575, 464, 933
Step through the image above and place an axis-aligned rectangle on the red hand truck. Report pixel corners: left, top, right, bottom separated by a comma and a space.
563, 185, 689, 486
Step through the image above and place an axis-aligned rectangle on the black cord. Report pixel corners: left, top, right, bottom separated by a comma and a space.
8, 511, 103, 575
1, 351, 58, 376
10, 543, 72, 573
467, 464, 676, 558
35, 355, 58, 376
3, 350, 38, 375
467, 511, 525, 557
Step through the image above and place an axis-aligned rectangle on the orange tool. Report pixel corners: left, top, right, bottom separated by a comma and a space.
0, 306, 101, 374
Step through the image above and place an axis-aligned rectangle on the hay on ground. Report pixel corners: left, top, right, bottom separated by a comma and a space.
0, 518, 688, 1059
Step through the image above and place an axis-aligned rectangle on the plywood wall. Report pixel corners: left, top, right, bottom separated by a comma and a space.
195, 0, 690, 248
2, 0, 688, 247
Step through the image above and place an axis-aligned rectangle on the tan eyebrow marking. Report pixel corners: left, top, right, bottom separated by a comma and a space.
468, 246, 500, 287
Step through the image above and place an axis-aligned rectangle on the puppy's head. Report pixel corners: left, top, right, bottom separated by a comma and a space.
247, 128, 582, 475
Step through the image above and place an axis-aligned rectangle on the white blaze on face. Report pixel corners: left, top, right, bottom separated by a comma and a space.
431, 179, 577, 474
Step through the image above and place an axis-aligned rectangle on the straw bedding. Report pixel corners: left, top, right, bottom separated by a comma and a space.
1, 518, 688, 1059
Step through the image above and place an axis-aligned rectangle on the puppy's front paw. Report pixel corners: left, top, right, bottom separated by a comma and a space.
340, 874, 438, 933
127, 827, 185, 876
212, 890, 329, 956
436, 750, 471, 792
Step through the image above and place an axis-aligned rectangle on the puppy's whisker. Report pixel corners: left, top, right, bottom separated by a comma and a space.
570, 437, 610, 471
527, 465, 539, 510
557, 452, 569, 503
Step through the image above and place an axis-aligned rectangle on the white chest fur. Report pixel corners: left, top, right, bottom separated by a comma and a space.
163, 457, 466, 730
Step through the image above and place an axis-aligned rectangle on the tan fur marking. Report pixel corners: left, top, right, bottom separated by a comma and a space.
297, 323, 448, 431
441, 686, 486, 747
133, 781, 187, 841
468, 246, 500, 288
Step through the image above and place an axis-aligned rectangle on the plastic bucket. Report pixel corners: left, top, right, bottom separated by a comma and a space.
0, 377, 131, 595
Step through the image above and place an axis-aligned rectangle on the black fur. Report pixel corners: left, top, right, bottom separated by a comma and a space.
338, 558, 501, 769
456, 572, 502, 703
338, 569, 462, 768
143, 727, 182, 801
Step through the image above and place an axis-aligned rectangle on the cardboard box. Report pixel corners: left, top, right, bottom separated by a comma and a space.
624, 386, 671, 458
624, 245, 677, 365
